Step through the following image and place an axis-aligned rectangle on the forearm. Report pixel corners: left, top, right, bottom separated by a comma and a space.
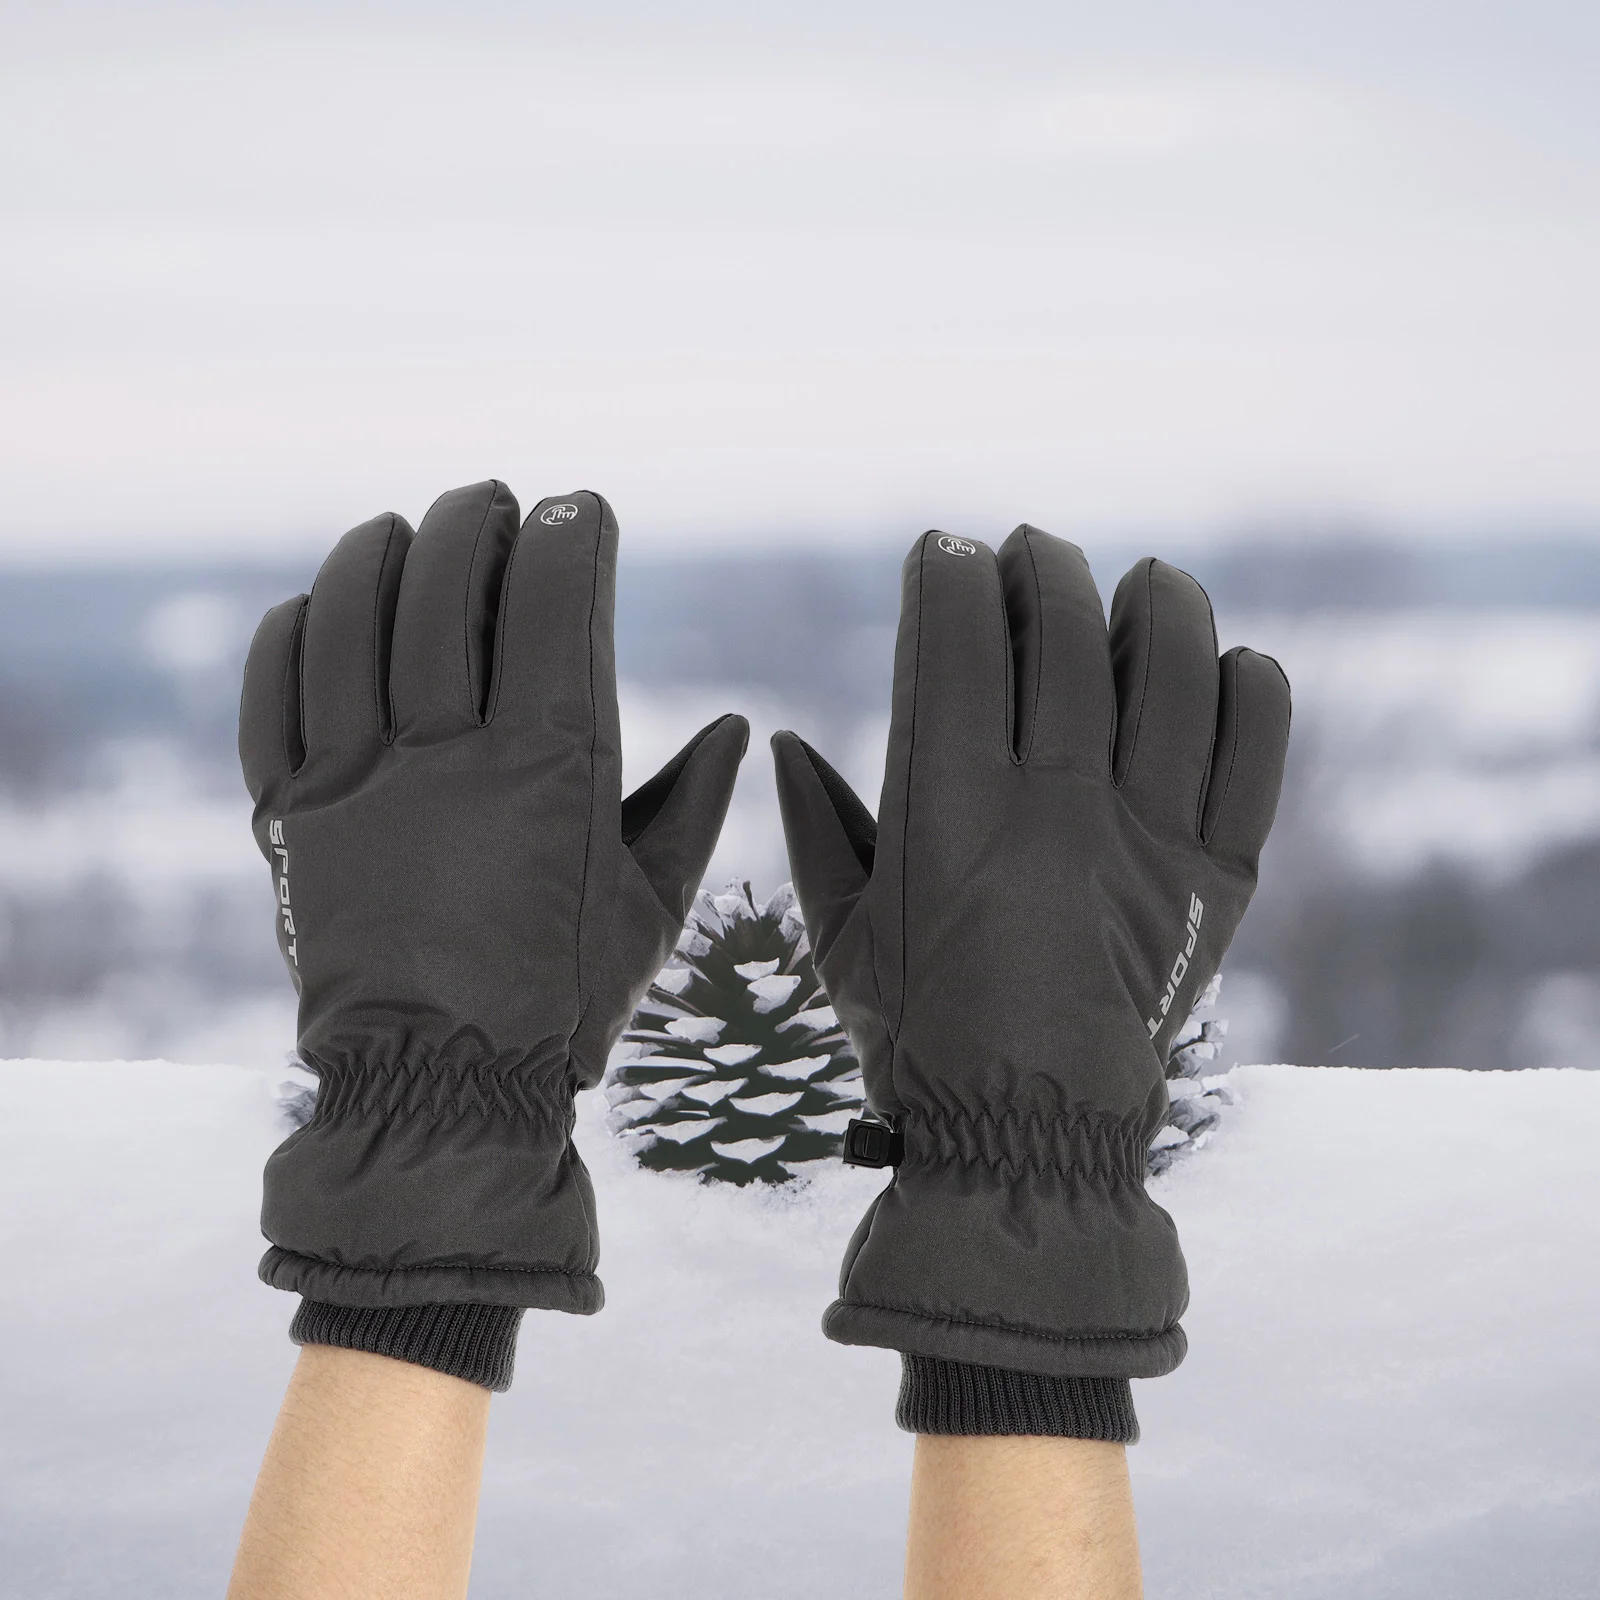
904, 1434, 1142, 1600
228, 1344, 490, 1600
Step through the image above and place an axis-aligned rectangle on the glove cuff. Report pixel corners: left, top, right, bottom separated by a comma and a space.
290, 1299, 525, 1392
825, 1100, 1188, 1380
260, 1074, 603, 1315
897, 1355, 1138, 1442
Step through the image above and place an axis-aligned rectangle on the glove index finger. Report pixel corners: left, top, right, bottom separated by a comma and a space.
489, 491, 619, 748
882, 532, 1012, 835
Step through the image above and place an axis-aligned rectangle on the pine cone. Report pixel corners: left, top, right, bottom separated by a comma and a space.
606, 883, 863, 1185
1150, 973, 1232, 1175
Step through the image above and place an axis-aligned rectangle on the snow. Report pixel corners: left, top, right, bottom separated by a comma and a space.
638, 1119, 708, 1145
747, 972, 804, 1013
799, 1108, 858, 1136
729, 1089, 805, 1114
618, 1074, 695, 1104
709, 1136, 788, 1163
664, 1016, 725, 1044
678, 1081, 739, 1107
759, 1054, 835, 1082
783, 1004, 839, 1032
0, 1060, 1595, 1599
611, 1054, 693, 1075
702, 1043, 761, 1067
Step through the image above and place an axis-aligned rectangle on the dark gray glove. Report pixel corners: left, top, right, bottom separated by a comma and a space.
239, 482, 747, 1384
773, 527, 1289, 1415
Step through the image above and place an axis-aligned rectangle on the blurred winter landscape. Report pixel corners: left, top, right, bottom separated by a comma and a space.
3, 2, 1598, 1591
1, 1058, 1594, 1598
2, 536, 1599, 1076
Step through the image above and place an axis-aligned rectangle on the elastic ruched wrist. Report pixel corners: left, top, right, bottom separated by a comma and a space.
291, 1299, 525, 1392
825, 1099, 1188, 1381
897, 1354, 1139, 1442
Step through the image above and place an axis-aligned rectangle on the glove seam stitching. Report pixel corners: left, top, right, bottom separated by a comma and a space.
305, 1100, 571, 1127
462, 481, 503, 724
895, 1154, 1145, 1181
576, 501, 603, 1006
1202, 650, 1240, 846
1111, 559, 1154, 792
482, 501, 517, 729
571, 863, 632, 1043
1194, 576, 1224, 841
1013, 528, 1043, 764
890, 539, 928, 1043
267, 1246, 597, 1279
285, 595, 309, 778
997, 539, 1019, 767
842, 1299, 1180, 1345
309, 1103, 569, 1127
375, 514, 403, 744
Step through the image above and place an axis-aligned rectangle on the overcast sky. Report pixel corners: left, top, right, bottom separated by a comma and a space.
1, 0, 1596, 559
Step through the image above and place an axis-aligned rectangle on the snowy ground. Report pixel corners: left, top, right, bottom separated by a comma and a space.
1, 1061, 1596, 1599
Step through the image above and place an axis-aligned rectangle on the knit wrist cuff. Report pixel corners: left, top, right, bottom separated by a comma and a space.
290, 1300, 525, 1392
897, 1355, 1139, 1442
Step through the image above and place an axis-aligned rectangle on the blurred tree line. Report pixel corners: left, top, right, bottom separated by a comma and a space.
0, 536, 1597, 1068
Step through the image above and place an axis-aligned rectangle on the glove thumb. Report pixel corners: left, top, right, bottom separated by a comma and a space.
771, 730, 876, 964
622, 714, 750, 921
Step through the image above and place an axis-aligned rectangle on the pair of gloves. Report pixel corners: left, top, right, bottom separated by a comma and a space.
239, 481, 1290, 1439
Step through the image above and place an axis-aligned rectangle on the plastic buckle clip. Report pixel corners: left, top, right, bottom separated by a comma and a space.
842, 1117, 903, 1169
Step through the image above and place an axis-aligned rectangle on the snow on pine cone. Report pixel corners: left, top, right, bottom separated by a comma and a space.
605, 882, 863, 1185
1150, 972, 1233, 1176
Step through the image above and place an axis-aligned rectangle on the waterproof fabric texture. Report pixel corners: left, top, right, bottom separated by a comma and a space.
773, 527, 1290, 1380
240, 482, 747, 1315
